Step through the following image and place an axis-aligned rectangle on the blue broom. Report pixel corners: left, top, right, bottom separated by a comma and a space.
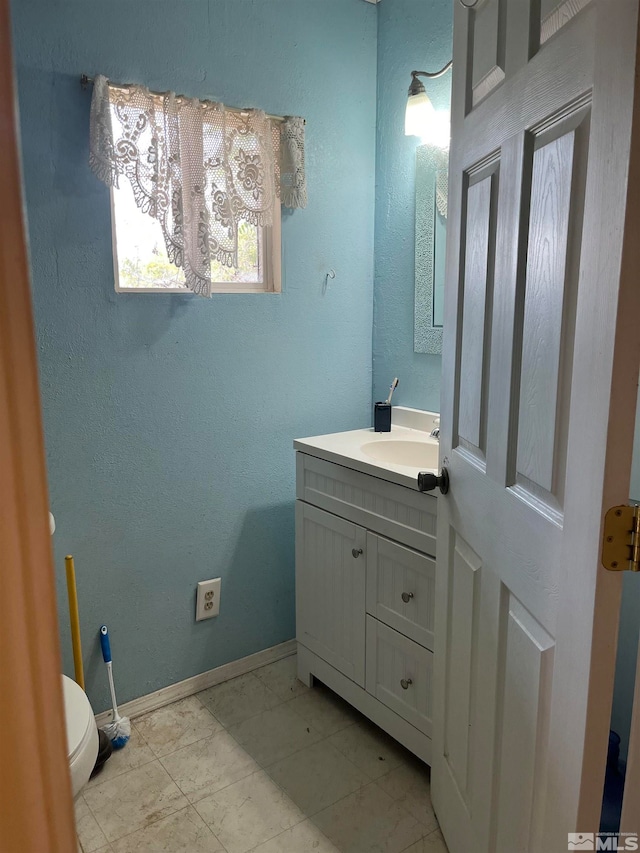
99, 625, 130, 749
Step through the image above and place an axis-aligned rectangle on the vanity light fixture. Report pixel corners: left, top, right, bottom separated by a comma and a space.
405, 63, 452, 144
405, 0, 485, 141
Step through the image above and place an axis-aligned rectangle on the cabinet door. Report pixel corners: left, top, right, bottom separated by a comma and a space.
296, 501, 366, 686
366, 533, 436, 650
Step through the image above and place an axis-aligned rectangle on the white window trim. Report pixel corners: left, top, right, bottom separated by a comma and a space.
111, 188, 282, 295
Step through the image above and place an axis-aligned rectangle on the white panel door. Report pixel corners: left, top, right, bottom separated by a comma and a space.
433, 2, 640, 852
295, 501, 366, 686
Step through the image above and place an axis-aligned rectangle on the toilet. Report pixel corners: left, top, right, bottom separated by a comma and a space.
62, 674, 99, 797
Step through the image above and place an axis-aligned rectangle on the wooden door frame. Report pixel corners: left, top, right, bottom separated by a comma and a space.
0, 0, 76, 848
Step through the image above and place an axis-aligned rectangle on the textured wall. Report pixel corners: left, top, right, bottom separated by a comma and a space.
11, 0, 377, 711
373, 0, 452, 410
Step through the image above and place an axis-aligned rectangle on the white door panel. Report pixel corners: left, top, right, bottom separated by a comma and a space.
469, 0, 506, 106
541, 0, 592, 44
433, 1, 640, 851
441, 532, 481, 808
457, 167, 496, 461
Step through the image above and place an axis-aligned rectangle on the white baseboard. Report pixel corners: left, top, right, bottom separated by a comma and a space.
95, 639, 297, 727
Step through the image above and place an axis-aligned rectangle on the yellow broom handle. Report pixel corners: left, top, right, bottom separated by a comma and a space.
65, 555, 84, 690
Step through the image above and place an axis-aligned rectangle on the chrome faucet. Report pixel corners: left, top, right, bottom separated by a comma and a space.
430, 417, 440, 441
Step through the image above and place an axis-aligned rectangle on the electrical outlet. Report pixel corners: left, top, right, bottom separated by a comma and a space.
196, 578, 221, 621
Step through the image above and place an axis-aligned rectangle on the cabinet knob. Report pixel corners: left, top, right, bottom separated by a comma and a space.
352, 548, 363, 558
400, 678, 413, 690
401, 592, 414, 603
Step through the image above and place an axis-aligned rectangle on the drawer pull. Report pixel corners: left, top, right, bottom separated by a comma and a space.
400, 678, 413, 690
352, 548, 363, 558
401, 591, 414, 603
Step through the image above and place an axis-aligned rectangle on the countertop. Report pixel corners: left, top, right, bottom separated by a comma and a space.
294, 407, 440, 492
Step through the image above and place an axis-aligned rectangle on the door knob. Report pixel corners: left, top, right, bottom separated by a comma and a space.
417, 467, 450, 495
401, 592, 414, 603
400, 678, 413, 690
352, 548, 363, 558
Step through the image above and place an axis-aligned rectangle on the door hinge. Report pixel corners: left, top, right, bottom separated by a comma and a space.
602, 505, 640, 572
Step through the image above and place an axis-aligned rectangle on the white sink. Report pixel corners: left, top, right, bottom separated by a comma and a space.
361, 439, 439, 469
294, 407, 442, 490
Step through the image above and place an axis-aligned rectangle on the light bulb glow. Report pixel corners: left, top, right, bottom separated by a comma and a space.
405, 91, 435, 137
405, 92, 451, 148
425, 109, 451, 149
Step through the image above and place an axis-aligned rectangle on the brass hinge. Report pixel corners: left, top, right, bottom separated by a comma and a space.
602, 505, 640, 572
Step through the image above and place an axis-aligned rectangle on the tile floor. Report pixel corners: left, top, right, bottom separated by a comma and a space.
76, 654, 448, 853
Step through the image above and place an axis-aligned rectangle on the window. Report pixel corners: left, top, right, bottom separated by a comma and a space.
111, 181, 281, 294
90, 76, 303, 297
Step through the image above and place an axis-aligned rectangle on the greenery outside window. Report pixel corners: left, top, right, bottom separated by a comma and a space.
111, 181, 281, 294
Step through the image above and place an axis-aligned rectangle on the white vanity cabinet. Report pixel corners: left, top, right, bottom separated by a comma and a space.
296, 501, 367, 687
295, 450, 438, 764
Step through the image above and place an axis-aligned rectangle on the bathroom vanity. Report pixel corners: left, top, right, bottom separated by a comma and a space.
294, 408, 440, 765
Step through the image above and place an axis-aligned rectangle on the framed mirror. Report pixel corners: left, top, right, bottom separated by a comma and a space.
414, 144, 448, 354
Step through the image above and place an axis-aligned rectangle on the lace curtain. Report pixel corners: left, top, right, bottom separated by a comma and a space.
89, 76, 306, 297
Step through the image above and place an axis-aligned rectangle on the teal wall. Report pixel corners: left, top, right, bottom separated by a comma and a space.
373, 0, 452, 411
11, 0, 377, 712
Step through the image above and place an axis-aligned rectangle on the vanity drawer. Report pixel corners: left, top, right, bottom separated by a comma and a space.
296, 453, 437, 556
366, 534, 435, 651
365, 616, 433, 737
